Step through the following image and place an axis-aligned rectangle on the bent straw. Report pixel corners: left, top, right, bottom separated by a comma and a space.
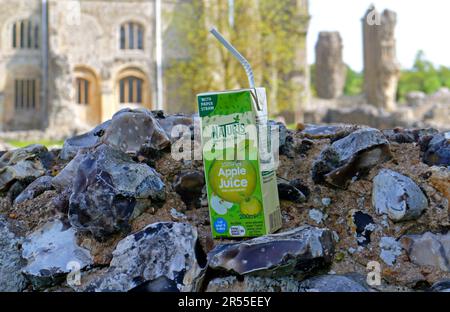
210, 27, 255, 89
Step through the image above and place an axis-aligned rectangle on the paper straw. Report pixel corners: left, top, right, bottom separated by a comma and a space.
210, 27, 255, 89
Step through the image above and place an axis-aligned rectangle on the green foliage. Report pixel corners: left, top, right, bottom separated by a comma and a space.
6, 140, 64, 148
397, 50, 450, 102
344, 65, 363, 96
440, 66, 450, 88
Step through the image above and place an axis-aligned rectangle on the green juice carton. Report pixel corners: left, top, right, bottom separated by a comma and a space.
197, 87, 282, 238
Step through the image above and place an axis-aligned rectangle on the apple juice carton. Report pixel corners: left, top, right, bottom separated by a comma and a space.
198, 86, 282, 238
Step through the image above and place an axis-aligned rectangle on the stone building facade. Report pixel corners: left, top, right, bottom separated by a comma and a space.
0, 0, 164, 133
0, 0, 310, 133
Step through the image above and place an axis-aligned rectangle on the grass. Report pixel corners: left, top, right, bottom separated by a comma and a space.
5, 139, 64, 149
285, 123, 297, 130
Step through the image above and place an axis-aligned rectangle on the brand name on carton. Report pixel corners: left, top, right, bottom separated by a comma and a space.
212, 119, 246, 139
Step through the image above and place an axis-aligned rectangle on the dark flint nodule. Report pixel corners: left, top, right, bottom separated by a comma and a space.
173, 170, 205, 208
421, 132, 450, 166
68, 144, 165, 240
277, 181, 307, 203
208, 226, 335, 278
312, 128, 392, 189
352, 211, 375, 246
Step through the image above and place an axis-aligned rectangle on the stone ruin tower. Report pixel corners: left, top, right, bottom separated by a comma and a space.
362, 5, 400, 111
315, 31, 346, 99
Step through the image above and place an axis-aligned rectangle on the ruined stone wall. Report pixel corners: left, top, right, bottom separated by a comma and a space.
1, 110, 449, 292
315, 31, 346, 99
362, 6, 400, 111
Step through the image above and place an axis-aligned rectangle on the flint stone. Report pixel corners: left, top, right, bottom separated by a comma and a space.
299, 274, 369, 292
208, 226, 335, 277
428, 166, 450, 203
382, 128, 438, 144
279, 136, 295, 158
173, 170, 205, 208
277, 180, 307, 203
401, 232, 450, 272
52, 188, 71, 214
379, 237, 402, 266
52, 150, 89, 191
102, 109, 170, 154
372, 169, 428, 222
290, 179, 310, 197
422, 132, 450, 166
206, 276, 301, 292
351, 211, 375, 246
321, 197, 331, 206
129, 276, 181, 292
14, 176, 54, 205
153, 113, 194, 142
309, 209, 324, 224
82, 222, 206, 292
22, 220, 93, 289
0, 145, 53, 192
6, 180, 28, 201
0, 216, 27, 291
301, 124, 359, 140
60, 121, 111, 160
312, 128, 391, 188
430, 280, 450, 292
268, 120, 288, 149
68, 144, 166, 240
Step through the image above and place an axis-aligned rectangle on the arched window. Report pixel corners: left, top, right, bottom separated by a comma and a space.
73, 66, 102, 126
119, 76, 143, 104
119, 22, 144, 50
12, 19, 39, 49
76, 78, 90, 105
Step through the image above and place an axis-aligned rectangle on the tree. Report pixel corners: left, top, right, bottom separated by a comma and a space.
163, 0, 309, 122
343, 65, 363, 96
397, 50, 446, 102
163, 0, 212, 113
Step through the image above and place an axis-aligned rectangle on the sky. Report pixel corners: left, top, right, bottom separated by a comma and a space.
307, 0, 450, 71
